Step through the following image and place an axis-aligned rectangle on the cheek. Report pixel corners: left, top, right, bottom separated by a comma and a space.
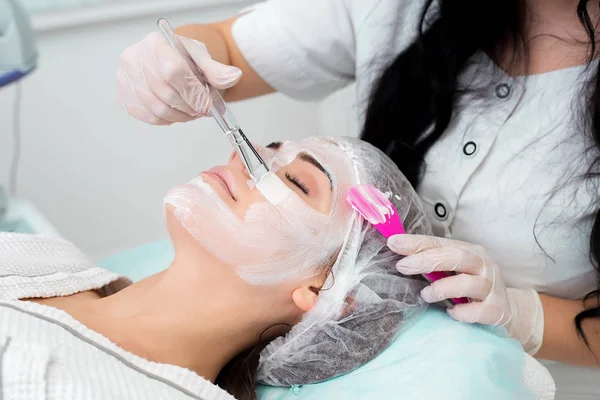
230, 188, 269, 220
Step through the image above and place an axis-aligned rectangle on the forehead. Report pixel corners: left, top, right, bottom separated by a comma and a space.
270, 138, 353, 177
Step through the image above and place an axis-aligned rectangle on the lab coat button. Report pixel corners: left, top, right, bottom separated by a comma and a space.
463, 141, 477, 156
495, 83, 511, 99
434, 203, 448, 220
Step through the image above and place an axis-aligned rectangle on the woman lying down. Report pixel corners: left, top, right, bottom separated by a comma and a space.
0, 137, 552, 399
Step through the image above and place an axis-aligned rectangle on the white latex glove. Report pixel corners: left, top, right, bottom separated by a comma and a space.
116, 31, 242, 125
388, 234, 545, 354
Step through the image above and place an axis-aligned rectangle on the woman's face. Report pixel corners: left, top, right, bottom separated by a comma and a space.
164, 137, 356, 285
202, 142, 334, 218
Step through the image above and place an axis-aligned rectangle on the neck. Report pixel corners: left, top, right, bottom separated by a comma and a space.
526, 0, 587, 12
86, 248, 294, 382
524, 0, 600, 33
495, 0, 600, 75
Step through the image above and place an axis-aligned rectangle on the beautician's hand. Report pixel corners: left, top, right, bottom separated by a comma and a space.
116, 32, 242, 125
387, 234, 544, 354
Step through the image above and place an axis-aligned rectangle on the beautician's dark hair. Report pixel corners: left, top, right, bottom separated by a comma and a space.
361, 0, 600, 351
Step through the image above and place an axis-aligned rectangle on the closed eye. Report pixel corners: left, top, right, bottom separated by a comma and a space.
285, 172, 310, 195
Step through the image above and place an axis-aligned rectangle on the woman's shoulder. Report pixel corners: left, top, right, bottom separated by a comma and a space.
0, 299, 236, 400
0, 232, 95, 275
0, 232, 130, 301
349, 0, 428, 26
232, 0, 430, 102
259, 0, 429, 38
351, 0, 432, 51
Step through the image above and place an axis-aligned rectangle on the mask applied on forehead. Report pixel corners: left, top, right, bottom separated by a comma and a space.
163, 138, 357, 285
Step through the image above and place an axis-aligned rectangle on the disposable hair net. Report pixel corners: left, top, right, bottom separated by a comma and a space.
257, 137, 433, 385
164, 137, 356, 285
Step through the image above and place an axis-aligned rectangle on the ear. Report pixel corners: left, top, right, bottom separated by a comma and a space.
292, 286, 319, 313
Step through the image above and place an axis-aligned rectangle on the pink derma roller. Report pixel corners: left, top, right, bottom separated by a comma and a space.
347, 184, 469, 306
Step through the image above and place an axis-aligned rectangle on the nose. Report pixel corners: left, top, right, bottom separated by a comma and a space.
255, 144, 275, 163
228, 151, 252, 180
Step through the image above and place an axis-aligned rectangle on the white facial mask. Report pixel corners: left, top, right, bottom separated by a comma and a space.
164, 137, 359, 285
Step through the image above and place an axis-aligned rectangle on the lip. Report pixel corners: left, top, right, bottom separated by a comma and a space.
204, 166, 237, 200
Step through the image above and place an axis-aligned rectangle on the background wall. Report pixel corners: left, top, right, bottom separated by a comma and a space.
0, 0, 357, 259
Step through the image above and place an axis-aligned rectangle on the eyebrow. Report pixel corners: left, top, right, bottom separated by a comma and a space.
298, 152, 332, 189
266, 142, 333, 189
266, 141, 282, 149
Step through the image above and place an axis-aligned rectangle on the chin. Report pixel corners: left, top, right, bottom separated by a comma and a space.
164, 203, 189, 243
163, 203, 216, 258
164, 203, 178, 224
163, 203, 243, 279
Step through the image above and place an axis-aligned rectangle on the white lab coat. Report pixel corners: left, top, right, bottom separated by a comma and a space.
232, 1, 600, 398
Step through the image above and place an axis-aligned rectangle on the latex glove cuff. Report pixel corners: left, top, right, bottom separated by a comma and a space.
506, 288, 544, 355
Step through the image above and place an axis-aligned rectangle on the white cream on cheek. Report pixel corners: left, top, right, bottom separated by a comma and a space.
163, 138, 356, 286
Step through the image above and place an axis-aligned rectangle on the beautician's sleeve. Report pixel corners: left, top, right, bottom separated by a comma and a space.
231, 0, 356, 101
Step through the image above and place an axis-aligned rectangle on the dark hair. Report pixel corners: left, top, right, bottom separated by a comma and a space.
215, 250, 340, 399
361, 0, 599, 350
214, 337, 270, 400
